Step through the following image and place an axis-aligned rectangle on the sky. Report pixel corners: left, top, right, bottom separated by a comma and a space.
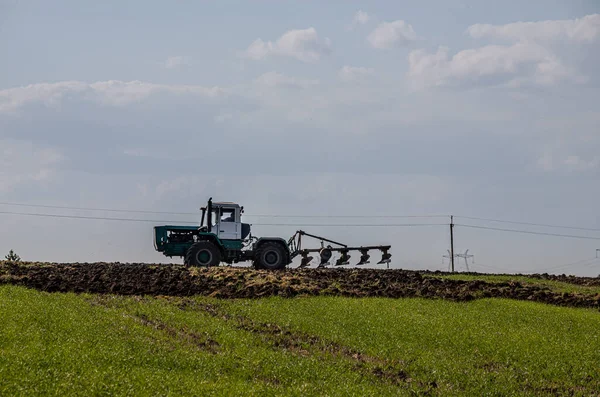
1, 0, 599, 275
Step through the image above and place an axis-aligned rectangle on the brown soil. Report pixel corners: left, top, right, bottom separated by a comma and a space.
1, 261, 599, 310
421, 269, 600, 287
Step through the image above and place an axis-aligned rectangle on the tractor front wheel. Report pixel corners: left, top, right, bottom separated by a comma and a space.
254, 242, 287, 270
185, 241, 221, 268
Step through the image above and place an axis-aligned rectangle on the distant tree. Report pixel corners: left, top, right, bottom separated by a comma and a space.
5, 249, 20, 262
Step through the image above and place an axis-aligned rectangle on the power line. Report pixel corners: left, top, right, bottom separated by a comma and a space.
455, 224, 600, 241
0, 202, 199, 216
0, 201, 448, 219
249, 214, 448, 219
0, 211, 199, 224
2, 201, 599, 237
252, 223, 448, 227
455, 215, 600, 232
527, 257, 599, 273
0, 210, 447, 227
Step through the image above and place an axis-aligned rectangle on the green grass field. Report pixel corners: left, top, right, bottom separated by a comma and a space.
1, 285, 599, 396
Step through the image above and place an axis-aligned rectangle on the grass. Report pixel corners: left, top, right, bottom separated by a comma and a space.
428, 273, 600, 295
221, 296, 600, 395
1, 285, 599, 396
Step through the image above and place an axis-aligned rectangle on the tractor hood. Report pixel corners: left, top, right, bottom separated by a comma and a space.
153, 225, 198, 251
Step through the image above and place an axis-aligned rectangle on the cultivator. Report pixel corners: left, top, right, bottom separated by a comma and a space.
287, 230, 392, 268
154, 198, 392, 270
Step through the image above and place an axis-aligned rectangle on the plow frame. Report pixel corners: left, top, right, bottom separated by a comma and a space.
287, 230, 392, 268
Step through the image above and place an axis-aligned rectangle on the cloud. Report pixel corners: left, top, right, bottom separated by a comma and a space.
0, 81, 88, 114
368, 20, 417, 49
536, 134, 600, 173
564, 155, 600, 171
467, 13, 600, 42
164, 56, 190, 69
407, 42, 583, 89
537, 150, 600, 173
0, 80, 226, 113
0, 140, 64, 193
408, 14, 599, 91
353, 10, 371, 26
253, 71, 319, 88
338, 66, 375, 82
244, 27, 332, 62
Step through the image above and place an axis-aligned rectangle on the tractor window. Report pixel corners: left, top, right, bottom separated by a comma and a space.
220, 209, 235, 222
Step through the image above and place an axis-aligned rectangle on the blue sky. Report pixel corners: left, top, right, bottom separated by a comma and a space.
1, 0, 599, 275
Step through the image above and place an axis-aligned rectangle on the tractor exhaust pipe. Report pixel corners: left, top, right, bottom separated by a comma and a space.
206, 197, 213, 233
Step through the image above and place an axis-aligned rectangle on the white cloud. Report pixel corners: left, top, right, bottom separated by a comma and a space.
0, 140, 64, 192
338, 66, 375, 82
164, 55, 190, 69
253, 71, 319, 88
408, 14, 599, 91
0, 80, 226, 112
537, 150, 600, 173
244, 27, 332, 62
353, 10, 370, 26
564, 155, 600, 171
407, 42, 583, 89
467, 13, 600, 42
536, 131, 600, 173
368, 20, 417, 49
0, 81, 88, 113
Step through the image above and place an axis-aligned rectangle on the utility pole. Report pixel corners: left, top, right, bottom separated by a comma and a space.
596, 249, 600, 258
450, 215, 455, 272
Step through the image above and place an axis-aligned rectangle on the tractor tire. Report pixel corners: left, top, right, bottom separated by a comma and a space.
254, 242, 288, 270
185, 241, 221, 268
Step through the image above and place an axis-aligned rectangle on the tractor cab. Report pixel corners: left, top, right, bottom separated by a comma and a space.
200, 198, 251, 241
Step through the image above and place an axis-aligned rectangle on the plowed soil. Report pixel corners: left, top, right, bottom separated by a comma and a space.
1, 262, 599, 310
420, 269, 600, 287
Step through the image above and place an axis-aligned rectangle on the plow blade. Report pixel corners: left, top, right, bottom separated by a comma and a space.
377, 248, 392, 264
334, 250, 351, 266
299, 253, 314, 268
356, 249, 370, 266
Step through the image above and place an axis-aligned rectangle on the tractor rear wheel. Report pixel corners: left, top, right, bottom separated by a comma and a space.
254, 242, 287, 270
185, 241, 221, 268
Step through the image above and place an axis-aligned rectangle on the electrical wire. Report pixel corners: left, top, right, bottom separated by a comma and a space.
248, 214, 449, 219
0, 210, 447, 227
0, 210, 199, 224
455, 215, 600, 232
0, 202, 199, 216
455, 224, 600, 240
248, 223, 448, 227
0, 201, 448, 218
527, 257, 600, 273
1, 205, 598, 239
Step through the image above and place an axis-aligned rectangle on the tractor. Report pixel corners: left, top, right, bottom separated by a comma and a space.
153, 198, 392, 270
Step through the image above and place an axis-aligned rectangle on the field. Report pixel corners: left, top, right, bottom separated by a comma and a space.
1, 261, 600, 396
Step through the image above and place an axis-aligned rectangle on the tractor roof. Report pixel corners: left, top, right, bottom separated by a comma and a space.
212, 201, 240, 208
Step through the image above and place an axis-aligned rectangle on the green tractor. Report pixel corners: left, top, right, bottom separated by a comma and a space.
153, 198, 392, 270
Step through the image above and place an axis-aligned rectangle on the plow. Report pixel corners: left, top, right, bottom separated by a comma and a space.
287, 230, 391, 268
153, 198, 392, 270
